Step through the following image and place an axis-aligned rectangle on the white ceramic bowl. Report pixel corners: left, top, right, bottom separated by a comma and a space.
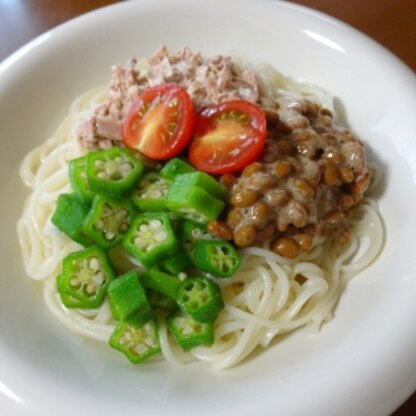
1, 0, 416, 415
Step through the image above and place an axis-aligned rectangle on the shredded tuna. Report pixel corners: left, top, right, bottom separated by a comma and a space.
77, 46, 261, 150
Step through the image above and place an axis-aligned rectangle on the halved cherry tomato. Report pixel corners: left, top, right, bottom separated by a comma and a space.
123, 83, 195, 160
189, 100, 267, 174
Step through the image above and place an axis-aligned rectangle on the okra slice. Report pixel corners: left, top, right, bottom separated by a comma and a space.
161, 252, 192, 275
176, 277, 224, 323
177, 220, 216, 262
165, 184, 225, 224
83, 194, 136, 250
51, 193, 92, 246
172, 172, 227, 200
60, 245, 115, 308
159, 157, 195, 179
140, 269, 181, 300
86, 147, 143, 196
131, 172, 171, 212
108, 270, 153, 325
69, 155, 95, 205
123, 213, 179, 268
109, 319, 161, 364
167, 310, 215, 351
193, 239, 241, 278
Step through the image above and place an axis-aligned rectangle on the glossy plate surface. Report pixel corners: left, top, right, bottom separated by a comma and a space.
0, 0, 415, 415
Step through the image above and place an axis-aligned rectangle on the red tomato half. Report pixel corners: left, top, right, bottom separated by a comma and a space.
123, 83, 195, 160
189, 100, 267, 174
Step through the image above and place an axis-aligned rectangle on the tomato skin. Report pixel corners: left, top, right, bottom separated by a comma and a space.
189, 100, 267, 174
123, 83, 195, 161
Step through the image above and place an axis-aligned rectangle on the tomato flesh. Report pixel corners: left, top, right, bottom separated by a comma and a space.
189, 100, 267, 174
123, 83, 195, 160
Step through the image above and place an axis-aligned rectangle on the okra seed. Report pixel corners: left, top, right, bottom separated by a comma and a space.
144, 336, 154, 347
191, 229, 202, 239
124, 332, 132, 342
97, 172, 107, 179
93, 272, 104, 286
120, 163, 133, 176
102, 205, 112, 216
178, 272, 187, 281
149, 220, 162, 229
105, 231, 115, 240
183, 326, 193, 336
174, 316, 185, 325
135, 345, 147, 355
133, 219, 170, 252
154, 231, 167, 242
134, 237, 146, 248
86, 283, 96, 294
115, 157, 124, 163
70, 277, 80, 286
116, 209, 128, 219
95, 219, 104, 229
89, 257, 100, 271
146, 243, 155, 252
94, 160, 104, 167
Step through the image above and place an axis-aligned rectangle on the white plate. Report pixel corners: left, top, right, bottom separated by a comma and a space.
1, 0, 416, 415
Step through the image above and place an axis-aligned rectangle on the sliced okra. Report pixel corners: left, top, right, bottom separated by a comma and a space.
86, 147, 143, 196
176, 276, 224, 323
167, 310, 215, 351
177, 220, 216, 262
69, 155, 95, 205
172, 172, 227, 200
193, 239, 241, 278
108, 270, 153, 325
109, 319, 161, 364
60, 245, 115, 308
83, 194, 136, 250
131, 172, 171, 212
165, 184, 225, 224
51, 193, 92, 246
123, 213, 179, 268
